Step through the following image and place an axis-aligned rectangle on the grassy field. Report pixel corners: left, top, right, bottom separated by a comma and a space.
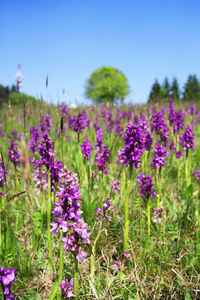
0, 99, 200, 299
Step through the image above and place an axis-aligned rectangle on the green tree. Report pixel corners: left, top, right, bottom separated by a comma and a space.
0, 84, 18, 106
85, 66, 130, 104
148, 79, 161, 103
183, 75, 200, 100
0, 84, 9, 105
170, 78, 180, 100
161, 77, 170, 98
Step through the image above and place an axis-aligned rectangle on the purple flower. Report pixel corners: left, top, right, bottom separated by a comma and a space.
161, 107, 167, 115
39, 115, 52, 135
0, 161, 7, 187
122, 251, 132, 260
167, 141, 183, 159
51, 168, 91, 262
152, 141, 170, 169
113, 251, 131, 272
0, 266, 16, 298
0, 192, 8, 198
60, 278, 74, 298
68, 112, 90, 135
32, 136, 62, 192
193, 168, 200, 180
95, 128, 104, 151
117, 122, 145, 168
38, 135, 54, 169
95, 145, 111, 174
110, 180, 121, 193
105, 110, 115, 133
144, 132, 153, 151
29, 126, 40, 154
11, 130, 18, 141
30, 126, 40, 141
168, 99, 185, 133
152, 207, 163, 224
175, 151, 183, 159
115, 120, 123, 136
93, 115, 100, 130
138, 173, 156, 200
32, 159, 48, 193
151, 112, 169, 142
7, 139, 20, 166
60, 102, 68, 117
139, 113, 150, 134
80, 138, 93, 161
179, 127, 195, 153
100, 106, 106, 120
96, 198, 115, 223
186, 104, 195, 115
173, 110, 185, 133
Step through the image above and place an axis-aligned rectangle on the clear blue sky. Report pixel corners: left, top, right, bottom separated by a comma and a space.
1, 0, 200, 104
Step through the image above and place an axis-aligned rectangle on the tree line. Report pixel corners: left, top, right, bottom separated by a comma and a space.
0, 84, 18, 105
1, 69, 200, 106
0, 84, 39, 107
148, 75, 200, 103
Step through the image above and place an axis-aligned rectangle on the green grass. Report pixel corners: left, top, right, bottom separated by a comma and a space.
0, 100, 200, 299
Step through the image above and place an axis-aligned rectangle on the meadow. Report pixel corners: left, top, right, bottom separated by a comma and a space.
0, 98, 200, 299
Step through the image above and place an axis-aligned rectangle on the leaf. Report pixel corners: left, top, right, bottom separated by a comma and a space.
185, 184, 193, 198
49, 280, 59, 300
184, 290, 192, 300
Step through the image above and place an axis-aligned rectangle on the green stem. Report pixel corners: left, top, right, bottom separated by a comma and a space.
124, 180, 130, 252
0, 211, 1, 256
74, 258, 79, 300
14, 168, 19, 198
100, 172, 104, 207
142, 151, 148, 174
84, 163, 88, 188
156, 168, 161, 208
147, 200, 150, 237
185, 152, 190, 186
163, 212, 166, 255
196, 193, 200, 259
47, 170, 53, 271
57, 231, 64, 300
42, 191, 46, 216
59, 232, 64, 281
90, 229, 102, 283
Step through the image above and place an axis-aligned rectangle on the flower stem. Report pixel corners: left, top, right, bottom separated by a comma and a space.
185, 151, 190, 186
74, 257, 79, 300
0, 211, 2, 256
147, 200, 151, 237
196, 192, 200, 259
42, 191, 46, 216
90, 229, 102, 283
47, 169, 53, 271
100, 172, 104, 207
124, 179, 130, 252
57, 231, 64, 300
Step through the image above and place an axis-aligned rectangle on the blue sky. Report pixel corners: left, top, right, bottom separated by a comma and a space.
1, 0, 200, 104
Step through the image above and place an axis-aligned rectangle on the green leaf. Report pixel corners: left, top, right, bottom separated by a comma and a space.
184, 290, 192, 300
49, 280, 59, 300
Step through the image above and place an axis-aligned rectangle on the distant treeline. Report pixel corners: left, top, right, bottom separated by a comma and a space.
0, 84, 18, 104
148, 75, 200, 103
0, 84, 38, 107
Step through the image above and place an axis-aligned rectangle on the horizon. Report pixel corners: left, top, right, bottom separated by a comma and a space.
1, 0, 200, 105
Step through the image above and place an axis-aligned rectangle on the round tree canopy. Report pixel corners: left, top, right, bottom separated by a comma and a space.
85, 66, 130, 104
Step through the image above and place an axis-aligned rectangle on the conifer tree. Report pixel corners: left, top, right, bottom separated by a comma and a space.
170, 78, 180, 100
183, 75, 200, 100
161, 77, 170, 98
148, 79, 161, 103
